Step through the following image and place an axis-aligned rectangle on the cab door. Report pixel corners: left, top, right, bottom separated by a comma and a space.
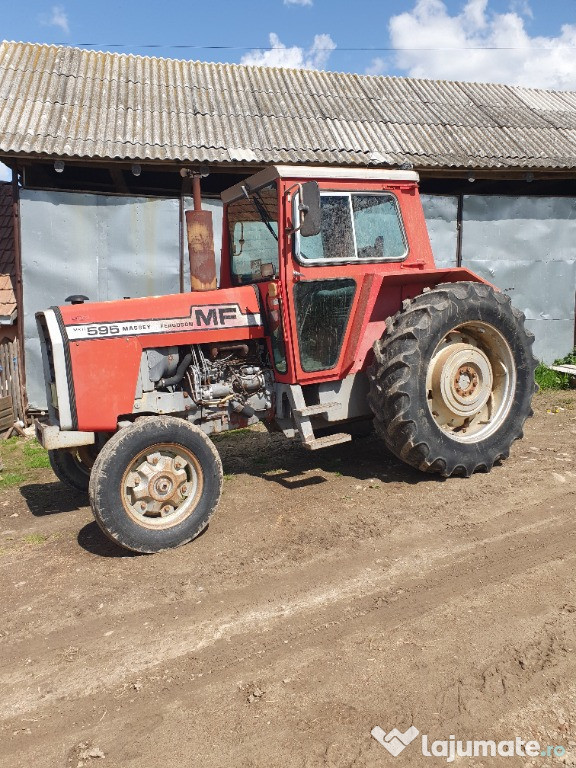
283, 186, 408, 384
283, 191, 356, 383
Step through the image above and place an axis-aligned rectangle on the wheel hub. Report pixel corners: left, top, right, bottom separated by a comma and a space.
122, 447, 200, 527
149, 471, 177, 502
431, 343, 493, 419
454, 365, 478, 397
425, 323, 515, 443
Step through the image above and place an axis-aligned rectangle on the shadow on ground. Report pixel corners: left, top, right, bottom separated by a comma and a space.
77, 521, 140, 558
216, 429, 452, 488
19, 481, 88, 516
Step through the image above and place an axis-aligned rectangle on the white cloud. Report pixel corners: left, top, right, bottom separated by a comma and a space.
365, 57, 388, 77
284, 0, 313, 5
389, 0, 576, 90
241, 32, 335, 70
39, 5, 70, 34
0, 163, 11, 182
510, 0, 533, 19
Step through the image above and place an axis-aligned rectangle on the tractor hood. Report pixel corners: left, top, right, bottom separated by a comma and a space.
57, 285, 264, 342
37, 286, 266, 432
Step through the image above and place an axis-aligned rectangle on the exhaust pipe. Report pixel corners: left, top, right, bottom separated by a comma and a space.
185, 174, 217, 291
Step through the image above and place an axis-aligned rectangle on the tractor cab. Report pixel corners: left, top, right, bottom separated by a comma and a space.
220, 165, 435, 387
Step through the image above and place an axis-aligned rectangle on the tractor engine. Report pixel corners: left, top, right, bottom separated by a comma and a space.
135, 341, 274, 434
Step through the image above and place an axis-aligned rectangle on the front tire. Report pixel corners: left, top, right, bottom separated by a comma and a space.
89, 417, 223, 553
48, 445, 99, 492
368, 282, 536, 477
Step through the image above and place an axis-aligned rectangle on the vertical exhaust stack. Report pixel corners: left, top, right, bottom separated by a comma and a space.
185, 174, 217, 291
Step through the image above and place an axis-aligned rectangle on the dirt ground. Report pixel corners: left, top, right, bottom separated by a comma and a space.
0, 390, 575, 768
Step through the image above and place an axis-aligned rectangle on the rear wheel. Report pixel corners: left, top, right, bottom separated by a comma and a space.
48, 445, 99, 493
89, 416, 222, 553
368, 282, 536, 477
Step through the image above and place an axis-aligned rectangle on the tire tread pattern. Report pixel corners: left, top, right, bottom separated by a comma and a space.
368, 282, 537, 477
88, 416, 223, 553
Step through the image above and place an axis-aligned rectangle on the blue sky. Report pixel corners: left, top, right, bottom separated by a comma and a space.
2, 0, 576, 90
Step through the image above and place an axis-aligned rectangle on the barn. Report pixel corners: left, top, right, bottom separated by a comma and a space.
0, 40, 575, 415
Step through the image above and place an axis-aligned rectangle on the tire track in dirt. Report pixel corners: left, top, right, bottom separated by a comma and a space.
2, 491, 575, 722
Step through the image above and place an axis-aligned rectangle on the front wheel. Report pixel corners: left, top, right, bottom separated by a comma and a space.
88, 417, 223, 553
368, 282, 536, 477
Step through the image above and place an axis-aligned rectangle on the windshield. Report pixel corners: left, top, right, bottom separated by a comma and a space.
228, 183, 279, 284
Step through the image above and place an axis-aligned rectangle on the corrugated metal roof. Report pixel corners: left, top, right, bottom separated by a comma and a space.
2, 40, 576, 170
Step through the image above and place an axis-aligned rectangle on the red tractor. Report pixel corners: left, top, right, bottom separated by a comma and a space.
36, 166, 536, 553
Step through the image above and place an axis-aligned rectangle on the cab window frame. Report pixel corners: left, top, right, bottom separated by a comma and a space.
294, 190, 408, 266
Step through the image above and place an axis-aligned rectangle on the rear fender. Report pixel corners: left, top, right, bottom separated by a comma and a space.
341, 268, 488, 375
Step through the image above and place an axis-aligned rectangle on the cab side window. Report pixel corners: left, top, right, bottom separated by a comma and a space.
352, 194, 406, 260
297, 192, 406, 263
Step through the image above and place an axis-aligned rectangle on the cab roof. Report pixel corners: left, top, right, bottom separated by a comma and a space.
221, 165, 420, 204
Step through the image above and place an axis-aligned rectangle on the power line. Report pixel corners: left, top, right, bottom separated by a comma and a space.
72, 43, 576, 52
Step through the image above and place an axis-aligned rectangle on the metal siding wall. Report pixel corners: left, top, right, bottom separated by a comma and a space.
20, 190, 181, 409
19, 189, 576, 409
462, 195, 576, 363
421, 194, 459, 268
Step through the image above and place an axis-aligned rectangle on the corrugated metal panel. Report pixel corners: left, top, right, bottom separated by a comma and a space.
20, 189, 182, 409
420, 194, 458, 268
462, 195, 576, 363
3, 41, 576, 170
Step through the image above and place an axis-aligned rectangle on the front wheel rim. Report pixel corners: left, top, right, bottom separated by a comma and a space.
121, 443, 203, 529
425, 322, 516, 443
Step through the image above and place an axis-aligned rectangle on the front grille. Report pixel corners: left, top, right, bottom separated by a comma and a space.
37, 314, 56, 384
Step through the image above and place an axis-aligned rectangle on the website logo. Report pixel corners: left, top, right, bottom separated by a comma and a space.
371, 726, 420, 756
371, 726, 567, 762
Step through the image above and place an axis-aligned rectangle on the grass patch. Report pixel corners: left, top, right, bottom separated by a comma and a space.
0, 437, 51, 489
535, 363, 569, 390
535, 348, 576, 391
22, 440, 51, 469
212, 428, 253, 444
0, 471, 26, 489
23, 533, 48, 546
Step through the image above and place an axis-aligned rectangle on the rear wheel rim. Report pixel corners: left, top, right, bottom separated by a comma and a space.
121, 443, 203, 529
425, 321, 516, 443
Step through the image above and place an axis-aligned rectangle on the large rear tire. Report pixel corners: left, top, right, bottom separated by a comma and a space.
88, 417, 223, 553
368, 282, 536, 477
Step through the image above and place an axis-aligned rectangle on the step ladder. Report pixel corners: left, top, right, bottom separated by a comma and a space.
282, 385, 352, 451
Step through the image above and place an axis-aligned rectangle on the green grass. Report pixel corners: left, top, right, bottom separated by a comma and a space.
535, 348, 576, 391
22, 440, 51, 468
0, 471, 26, 489
23, 533, 48, 545
212, 428, 253, 443
0, 437, 50, 488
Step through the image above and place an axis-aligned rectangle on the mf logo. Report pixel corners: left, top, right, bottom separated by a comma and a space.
371, 725, 420, 756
